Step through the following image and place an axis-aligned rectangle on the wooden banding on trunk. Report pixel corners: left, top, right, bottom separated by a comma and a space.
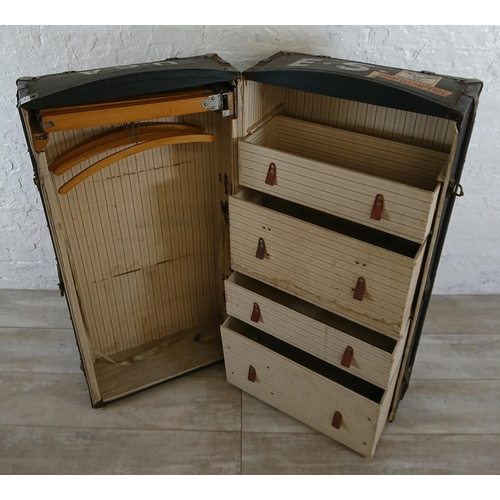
239, 115, 447, 243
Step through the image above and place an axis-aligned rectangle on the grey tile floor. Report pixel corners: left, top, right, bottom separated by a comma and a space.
0, 290, 499, 474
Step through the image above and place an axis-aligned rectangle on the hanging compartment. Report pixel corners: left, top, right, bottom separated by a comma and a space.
18, 56, 239, 405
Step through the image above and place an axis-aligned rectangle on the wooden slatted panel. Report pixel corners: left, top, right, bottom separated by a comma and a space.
241, 80, 286, 135
239, 116, 444, 243
229, 192, 425, 339
231, 189, 425, 293
94, 321, 223, 402
43, 112, 231, 358
221, 317, 397, 457
225, 272, 406, 389
244, 81, 455, 153
267, 117, 448, 190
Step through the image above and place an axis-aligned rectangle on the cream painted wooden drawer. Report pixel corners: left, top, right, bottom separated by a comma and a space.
238, 115, 448, 243
229, 188, 426, 339
221, 317, 399, 457
225, 272, 406, 389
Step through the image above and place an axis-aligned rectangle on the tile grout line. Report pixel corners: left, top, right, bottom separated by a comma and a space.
0, 423, 243, 433
2, 371, 500, 382
0, 326, 73, 330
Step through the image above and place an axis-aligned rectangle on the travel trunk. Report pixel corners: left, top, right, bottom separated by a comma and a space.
17, 52, 482, 456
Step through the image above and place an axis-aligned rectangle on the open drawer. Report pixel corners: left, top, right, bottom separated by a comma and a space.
221, 317, 400, 457
225, 272, 406, 389
229, 188, 427, 339
238, 115, 448, 243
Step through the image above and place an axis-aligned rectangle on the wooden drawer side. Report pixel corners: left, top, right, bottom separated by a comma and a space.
239, 116, 448, 242
221, 317, 392, 457
225, 272, 404, 388
229, 190, 427, 338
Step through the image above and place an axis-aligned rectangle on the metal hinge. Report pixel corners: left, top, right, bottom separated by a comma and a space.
447, 178, 465, 198
202, 91, 235, 118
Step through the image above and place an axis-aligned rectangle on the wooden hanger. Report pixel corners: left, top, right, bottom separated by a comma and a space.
49, 123, 205, 175
58, 133, 215, 195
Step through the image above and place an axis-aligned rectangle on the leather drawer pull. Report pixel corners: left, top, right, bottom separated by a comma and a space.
341, 346, 354, 368
248, 365, 257, 383
370, 194, 384, 220
251, 303, 261, 323
265, 162, 277, 185
255, 238, 266, 260
353, 277, 365, 301
332, 411, 342, 429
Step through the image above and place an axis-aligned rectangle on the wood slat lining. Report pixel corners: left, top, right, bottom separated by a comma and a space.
248, 115, 448, 167
238, 149, 440, 242
236, 188, 421, 260
229, 263, 409, 340
242, 115, 448, 216
227, 272, 397, 352
232, 189, 422, 278
230, 225, 413, 302
229, 238, 408, 323
242, 81, 454, 153
43, 113, 230, 358
225, 273, 404, 388
222, 317, 396, 457
239, 145, 437, 216
94, 321, 223, 402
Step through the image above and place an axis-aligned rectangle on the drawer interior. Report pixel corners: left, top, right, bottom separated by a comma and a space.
228, 271, 398, 354
235, 187, 423, 259
225, 316, 385, 404
244, 115, 449, 192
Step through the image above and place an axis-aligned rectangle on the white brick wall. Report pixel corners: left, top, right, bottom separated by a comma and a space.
1, 25, 498, 293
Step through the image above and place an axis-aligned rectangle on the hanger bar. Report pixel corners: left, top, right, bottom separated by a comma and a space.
58, 133, 215, 195
49, 123, 205, 175
40, 90, 214, 132
39, 90, 211, 117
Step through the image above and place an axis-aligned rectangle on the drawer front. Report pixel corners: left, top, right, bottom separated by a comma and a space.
229, 193, 426, 339
225, 272, 406, 389
221, 317, 396, 457
239, 116, 444, 243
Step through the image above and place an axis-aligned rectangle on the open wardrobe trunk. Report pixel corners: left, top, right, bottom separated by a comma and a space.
17, 52, 482, 456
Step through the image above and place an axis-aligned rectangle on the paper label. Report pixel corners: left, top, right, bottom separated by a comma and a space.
367, 71, 453, 97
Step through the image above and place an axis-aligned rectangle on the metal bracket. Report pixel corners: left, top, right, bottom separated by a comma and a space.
202, 94, 223, 111
447, 179, 464, 198
201, 92, 235, 117
18, 93, 39, 107
40, 121, 55, 130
